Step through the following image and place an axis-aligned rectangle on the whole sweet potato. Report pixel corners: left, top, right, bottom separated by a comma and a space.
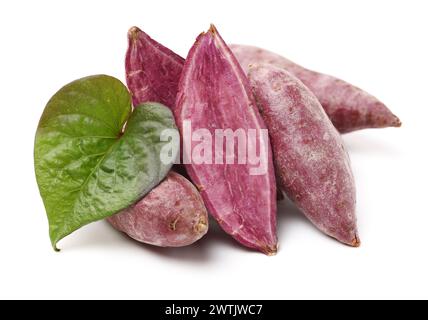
248, 64, 359, 246
174, 26, 278, 255
126, 27, 185, 109
232, 44, 401, 133
107, 172, 208, 247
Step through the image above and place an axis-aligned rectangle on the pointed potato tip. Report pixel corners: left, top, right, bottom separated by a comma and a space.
208, 24, 218, 35
392, 115, 402, 128
351, 235, 361, 248
261, 244, 278, 256
128, 26, 141, 41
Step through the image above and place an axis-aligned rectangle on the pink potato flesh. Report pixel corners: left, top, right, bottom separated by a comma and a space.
248, 64, 359, 247
231, 44, 401, 133
125, 27, 189, 176
107, 172, 208, 247
125, 27, 185, 109
174, 26, 278, 255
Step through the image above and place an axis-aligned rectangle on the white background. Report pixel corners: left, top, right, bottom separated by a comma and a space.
0, 0, 427, 300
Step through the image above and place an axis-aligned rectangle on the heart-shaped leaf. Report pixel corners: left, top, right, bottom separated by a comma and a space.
34, 75, 178, 250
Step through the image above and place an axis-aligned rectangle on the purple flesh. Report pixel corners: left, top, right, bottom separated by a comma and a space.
174, 26, 278, 255
125, 27, 185, 109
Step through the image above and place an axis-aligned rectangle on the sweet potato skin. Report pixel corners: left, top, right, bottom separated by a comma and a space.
231, 44, 401, 133
125, 27, 185, 109
107, 172, 208, 247
248, 64, 359, 246
174, 26, 278, 255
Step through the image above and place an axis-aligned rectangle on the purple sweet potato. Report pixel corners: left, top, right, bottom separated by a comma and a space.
107, 172, 208, 247
125, 27, 185, 109
174, 26, 278, 255
231, 44, 401, 133
248, 64, 359, 247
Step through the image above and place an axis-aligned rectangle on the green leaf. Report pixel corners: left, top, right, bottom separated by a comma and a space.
34, 75, 178, 250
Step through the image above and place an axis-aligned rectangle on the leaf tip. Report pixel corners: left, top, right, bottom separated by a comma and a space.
50, 231, 62, 252
52, 242, 61, 252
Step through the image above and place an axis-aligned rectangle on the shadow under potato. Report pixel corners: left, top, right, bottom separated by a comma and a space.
104, 192, 359, 260
106, 196, 308, 259
107, 216, 255, 264
342, 131, 402, 157
67, 193, 357, 258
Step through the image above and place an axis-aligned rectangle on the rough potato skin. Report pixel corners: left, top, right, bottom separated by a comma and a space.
107, 172, 208, 247
125, 27, 185, 109
231, 44, 401, 133
248, 64, 359, 247
174, 26, 278, 255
